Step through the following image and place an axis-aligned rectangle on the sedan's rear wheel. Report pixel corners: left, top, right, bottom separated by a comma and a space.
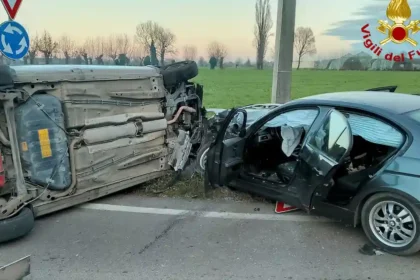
361, 193, 420, 256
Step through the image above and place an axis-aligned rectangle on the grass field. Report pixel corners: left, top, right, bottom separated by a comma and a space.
193, 68, 420, 108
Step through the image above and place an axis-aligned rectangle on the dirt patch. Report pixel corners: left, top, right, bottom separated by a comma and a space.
130, 171, 269, 203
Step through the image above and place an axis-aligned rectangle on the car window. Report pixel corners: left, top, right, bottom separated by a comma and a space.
309, 110, 351, 162
264, 109, 319, 131
346, 113, 403, 148
224, 111, 246, 140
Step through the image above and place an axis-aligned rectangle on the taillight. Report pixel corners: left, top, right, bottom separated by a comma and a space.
0, 150, 5, 187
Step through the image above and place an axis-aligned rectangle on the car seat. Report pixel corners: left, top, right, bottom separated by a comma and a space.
336, 166, 376, 192
276, 161, 297, 184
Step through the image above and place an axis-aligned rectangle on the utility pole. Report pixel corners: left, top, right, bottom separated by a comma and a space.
271, 0, 296, 104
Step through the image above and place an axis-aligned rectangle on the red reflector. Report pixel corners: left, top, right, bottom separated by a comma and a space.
275, 201, 298, 213
0, 150, 5, 187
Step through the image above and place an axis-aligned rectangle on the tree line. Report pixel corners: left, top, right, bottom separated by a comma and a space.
20, 21, 230, 69
14, 0, 317, 70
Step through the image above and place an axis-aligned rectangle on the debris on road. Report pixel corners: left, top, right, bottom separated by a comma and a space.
358, 244, 386, 256
131, 171, 269, 203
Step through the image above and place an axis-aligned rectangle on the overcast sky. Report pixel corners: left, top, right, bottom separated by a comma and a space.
3, 0, 420, 60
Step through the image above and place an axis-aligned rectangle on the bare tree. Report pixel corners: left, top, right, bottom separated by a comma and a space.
79, 37, 96, 64
77, 48, 88, 64
135, 21, 160, 49
72, 49, 83, 64
183, 45, 197, 61
38, 30, 58, 64
207, 41, 228, 69
58, 35, 75, 64
101, 34, 132, 65
155, 27, 176, 66
136, 21, 176, 66
254, 0, 273, 70
116, 34, 131, 55
294, 27, 317, 70
25, 34, 39, 65
131, 35, 147, 65
105, 35, 119, 63
115, 33, 132, 65
93, 36, 106, 64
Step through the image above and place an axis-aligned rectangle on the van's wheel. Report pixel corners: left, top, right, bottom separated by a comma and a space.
361, 193, 420, 256
161, 61, 199, 88
0, 207, 35, 243
195, 141, 211, 176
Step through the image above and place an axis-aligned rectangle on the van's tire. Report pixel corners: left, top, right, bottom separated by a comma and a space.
161, 61, 198, 88
0, 207, 35, 243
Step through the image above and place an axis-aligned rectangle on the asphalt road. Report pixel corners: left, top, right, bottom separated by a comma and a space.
1, 194, 419, 280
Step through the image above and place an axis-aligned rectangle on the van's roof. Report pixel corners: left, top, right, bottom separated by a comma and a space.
10, 65, 161, 83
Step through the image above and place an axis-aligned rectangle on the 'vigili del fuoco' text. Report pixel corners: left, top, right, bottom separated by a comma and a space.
361, 23, 420, 61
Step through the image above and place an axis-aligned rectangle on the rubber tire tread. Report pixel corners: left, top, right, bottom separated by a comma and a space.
161, 61, 198, 88
0, 207, 35, 243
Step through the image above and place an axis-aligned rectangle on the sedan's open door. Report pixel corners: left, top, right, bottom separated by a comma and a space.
206, 108, 247, 188
293, 109, 353, 209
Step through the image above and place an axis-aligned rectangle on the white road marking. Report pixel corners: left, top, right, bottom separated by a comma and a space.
81, 203, 334, 222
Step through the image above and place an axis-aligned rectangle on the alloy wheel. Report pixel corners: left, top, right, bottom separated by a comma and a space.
199, 147, 210, 170
369, 200, 416, 248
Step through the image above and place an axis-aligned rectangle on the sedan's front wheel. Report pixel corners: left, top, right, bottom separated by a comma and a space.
195, 141, 211, 176
361, 193, 420, 256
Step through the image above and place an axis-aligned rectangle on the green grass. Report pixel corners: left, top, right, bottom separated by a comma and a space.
193, 68, 420, 108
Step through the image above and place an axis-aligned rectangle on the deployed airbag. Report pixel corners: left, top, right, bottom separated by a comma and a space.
281, 126, 304, 157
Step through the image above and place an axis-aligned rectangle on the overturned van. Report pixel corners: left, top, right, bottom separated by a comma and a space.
0, 61, 204, 242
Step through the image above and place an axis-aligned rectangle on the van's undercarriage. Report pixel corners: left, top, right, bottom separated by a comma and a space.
0, 62, 205, 232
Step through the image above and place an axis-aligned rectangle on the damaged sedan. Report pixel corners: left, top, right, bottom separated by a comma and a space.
205, 88, 420, 256
0, 61, 204, 242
